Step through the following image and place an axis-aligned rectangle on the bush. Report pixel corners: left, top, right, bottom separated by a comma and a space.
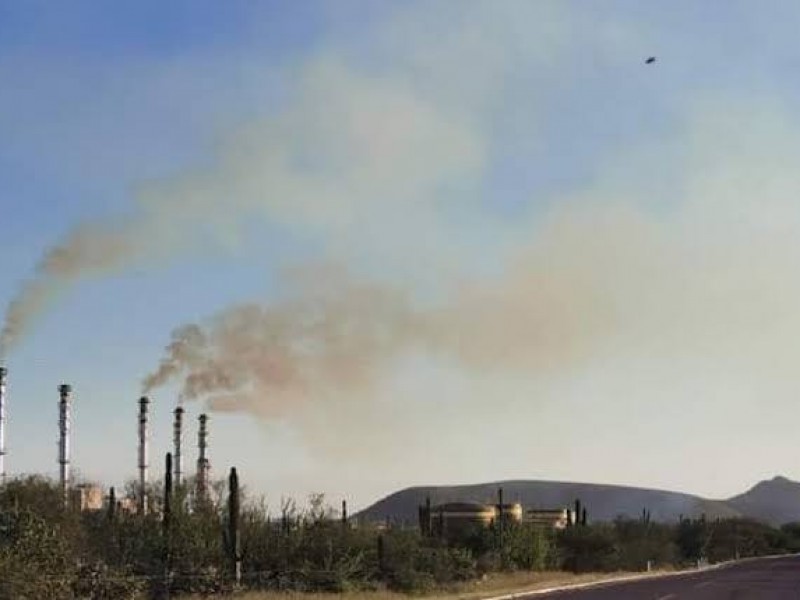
3, 475, 797, 597
0, 510, 77, 599
503, 523, 553, 570
558, 525, 619, 572
71, 562, 146, 600
613, 518, 677, 571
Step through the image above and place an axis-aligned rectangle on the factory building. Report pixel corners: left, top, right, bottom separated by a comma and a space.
419, 499, 524, 539
419, 493, 575, 539
526, 508, 574, 529
71, 484, 104, 512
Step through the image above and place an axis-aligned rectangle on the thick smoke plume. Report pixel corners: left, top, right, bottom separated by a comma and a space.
0, 54, 484, 357
142, 270, 426, 415
0, 223, 140, 356
0, 3, 579, 359
139, 214, 640, 417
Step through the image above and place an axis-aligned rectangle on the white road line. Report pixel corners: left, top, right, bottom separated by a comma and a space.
655, 594, 677, 600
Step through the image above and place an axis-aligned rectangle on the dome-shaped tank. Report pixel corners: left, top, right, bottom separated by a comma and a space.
498, 502, 523, 523
431, 502, 497, 538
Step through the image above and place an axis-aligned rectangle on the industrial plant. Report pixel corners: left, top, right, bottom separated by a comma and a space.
0, 365, 584, 532
0, 366, 215, 514
418, 489, 579, 542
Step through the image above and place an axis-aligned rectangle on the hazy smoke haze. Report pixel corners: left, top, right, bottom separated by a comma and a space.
8, 2, 800, 488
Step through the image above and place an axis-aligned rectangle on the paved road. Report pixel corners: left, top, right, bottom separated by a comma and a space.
535, 555, 800, 599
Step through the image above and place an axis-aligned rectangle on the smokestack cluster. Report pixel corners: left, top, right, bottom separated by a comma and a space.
138, 396, 149, 515
0, 371, 218, 513
173, 406, 184, 487
58, 384, 72, 508
0, 366, 7, 482
134, 399, 208, 509
196, 413, 210, 502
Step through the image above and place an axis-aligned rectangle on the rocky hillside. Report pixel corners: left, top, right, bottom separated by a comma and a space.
727, 476, 800, 525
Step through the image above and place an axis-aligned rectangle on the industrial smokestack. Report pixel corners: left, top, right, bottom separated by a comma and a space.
173, 406, 184, 487
138, 396, 149, 515
0, 366, 7, 482
58, 384, 72, 508
196, 413, 210, 503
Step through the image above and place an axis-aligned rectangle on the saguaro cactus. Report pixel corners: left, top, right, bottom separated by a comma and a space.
419, 496, 432, 537
497, 487, 505, 546
341, 499, 348, 527
108, 486, 116, 522
164, 453, 173, 537
377, 533, 385, 576
228, 467, 242, 586
574, 499, 582, 526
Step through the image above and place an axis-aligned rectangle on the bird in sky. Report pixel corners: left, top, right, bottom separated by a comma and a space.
645, 56, 656, 64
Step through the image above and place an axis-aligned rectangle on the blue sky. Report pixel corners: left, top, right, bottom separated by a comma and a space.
4, 2, 800, 509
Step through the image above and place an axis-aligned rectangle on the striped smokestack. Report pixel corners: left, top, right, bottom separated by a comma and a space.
58, 384, 72, 508
0, 366, 7, 482
173, 406, 184, 487
138, 396, 149, 515
196, 413, 210, 503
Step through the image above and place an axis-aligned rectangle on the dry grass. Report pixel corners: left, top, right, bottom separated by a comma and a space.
189, 570, 669, 600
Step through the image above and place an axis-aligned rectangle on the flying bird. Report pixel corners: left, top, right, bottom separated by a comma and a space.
645, 56, 656, 64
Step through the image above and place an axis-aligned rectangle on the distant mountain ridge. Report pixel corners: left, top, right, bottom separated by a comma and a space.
357, 476, 800, 526
727, 476, 800, 525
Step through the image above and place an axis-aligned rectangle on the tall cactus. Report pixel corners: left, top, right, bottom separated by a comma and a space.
377, 533, 385, 576
574, 499, 582, 526
341, 499, 348, 528
164, 453, 173, 537
419, 496, 432, 537
228, 467, 242, 586
425, 496, 432, 537
497, 487, 505, 546
108, 486, 116, 522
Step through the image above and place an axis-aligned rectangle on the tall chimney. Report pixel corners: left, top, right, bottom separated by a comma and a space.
0, 366, 7, 482
58, 384, 72, 508
138, 396, 149, 515
196, 413, 210, 502
173, 406, 184, 487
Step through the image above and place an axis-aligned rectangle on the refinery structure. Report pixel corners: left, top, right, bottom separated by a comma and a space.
0, 366, 577, 530
0, 366, 214, 513
418, 489, 578, 541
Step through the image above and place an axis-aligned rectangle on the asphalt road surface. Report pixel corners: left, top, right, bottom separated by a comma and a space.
535, 555, 800, 599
